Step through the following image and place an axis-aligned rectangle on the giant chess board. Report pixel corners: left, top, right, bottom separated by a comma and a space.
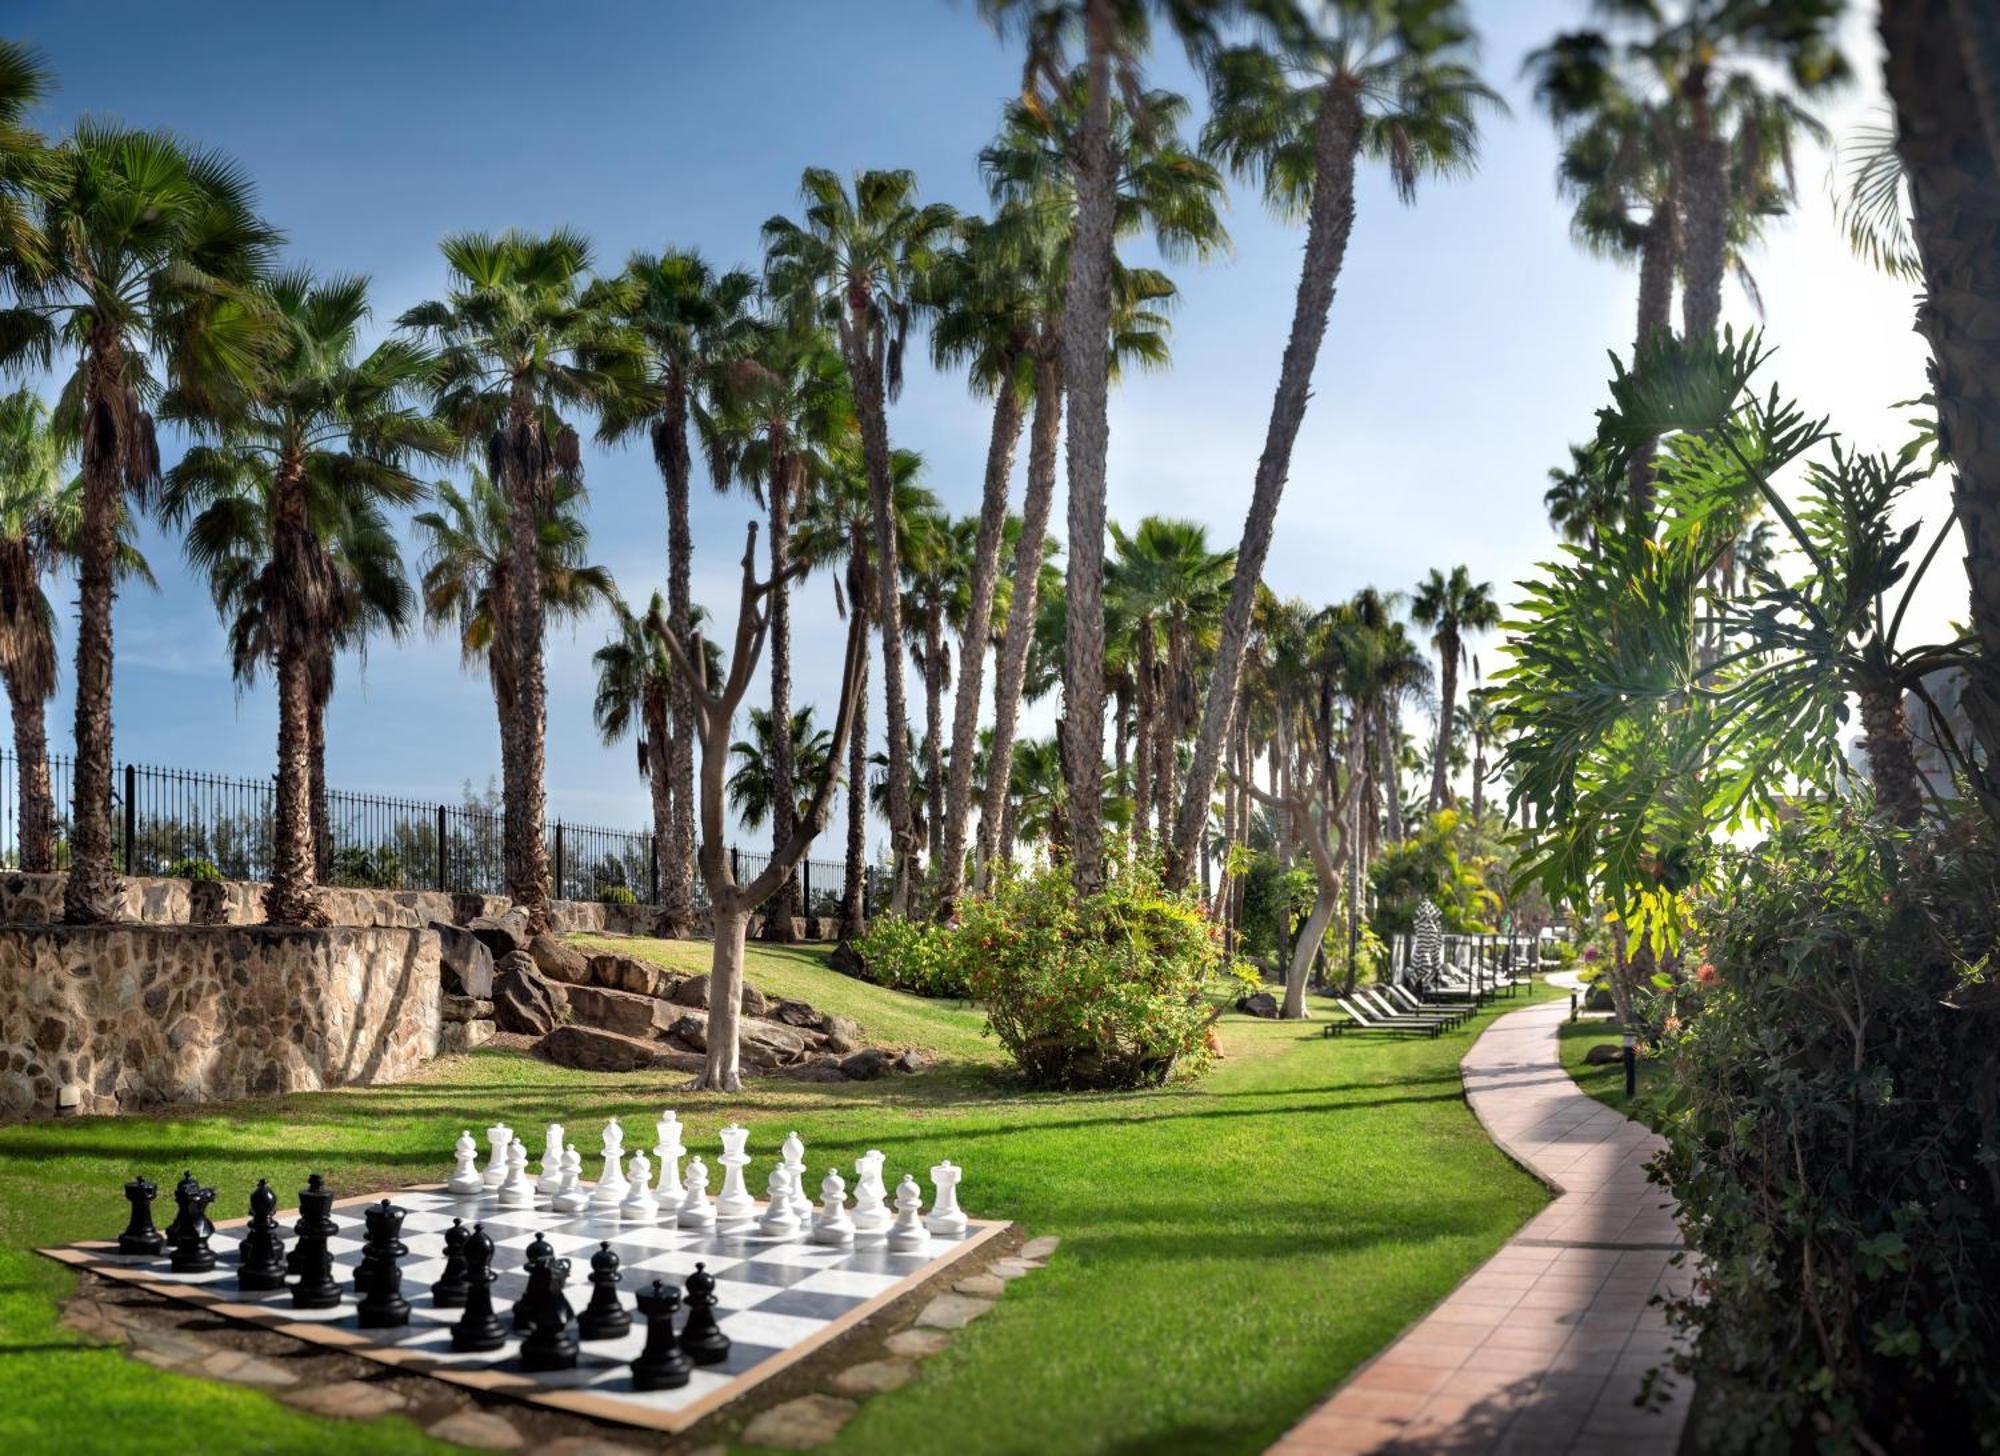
38, 1180, 1008, 1433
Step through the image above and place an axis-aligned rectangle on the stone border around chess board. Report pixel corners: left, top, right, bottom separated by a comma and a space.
36, 1182, 1012, 1436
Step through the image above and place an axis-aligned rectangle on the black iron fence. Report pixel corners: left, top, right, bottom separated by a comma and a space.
0, 751, 873, 911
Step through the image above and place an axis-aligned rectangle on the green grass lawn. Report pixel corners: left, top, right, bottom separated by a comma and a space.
1555, 1010, 1663, 1116
0, 943, 1551, 1456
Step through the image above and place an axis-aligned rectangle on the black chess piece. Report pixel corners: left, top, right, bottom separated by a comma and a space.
679, 1260, 730, 1366
512, 1230, 555, 1332
169, 1184, 217, 1274
576, 1240, 631, 1341
117, 1175, 164, 1256
518, 1255, 579, 1372
430, 1218, 472, 1308
449, 1224, 507, 1353
163, 1171, 201, 1247
355, 1200, 411, 1328
236, 1178, 287, 1292
290, 1175, 343, 1310
629, 1280, 693, 1391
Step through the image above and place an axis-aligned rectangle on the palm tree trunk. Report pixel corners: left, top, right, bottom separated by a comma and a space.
1677, 77, 1727, 343
1471, 733, 1487, 825
1133, 623, 1156, 851
501, 394, 552, 929
922, 607, 946, 867
764, 457, 798, 944
841, 543, 871, 940
1857, 682, 1925, 827
6, 667, 54, 872
1378, 707, 1404, 844
1626, 209, 1677, 527
645, 683, 673, 903
309, 650, 333, 880
1156, 625, 1183, 846
936, 380, 1025, 917
1882, 0, 2000, 819
266, 637, 324, 925
1428, 632, 1458, 814
1169, 82, 1365, 890
656, 374, 699, 925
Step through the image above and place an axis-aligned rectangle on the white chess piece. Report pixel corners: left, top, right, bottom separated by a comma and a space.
653, 1111, 686, 1203
851, 1149, 890, 1233
447, 1130, 484, 1196
757, 1166, 801, 1240
926, 1159, 968, 1237
482, 1122, 513, 1188
715, 1124, 756, 1223
811, 1168, 855, 1248
535, 1123, 566, 1196
676, 1156, 716, 1230
620, 1150, 659, 1224
887, 1173, 930, 1252
591, 1118, 629, 1211
780, 1131, 814, 1223
497, 1136, 535, 1208
551, 1145, 589, 1214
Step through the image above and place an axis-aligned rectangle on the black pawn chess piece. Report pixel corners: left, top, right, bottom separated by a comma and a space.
517, 1256, 579, 1372
630, 1280, 693, 1391
512, 1230, 555, 1332
577, 1240, 631, 1341
290, 1175, 343, 1310
169, 1184, 217, 1273
449, 1224, 507, 1353
679, 1261, 730, 1366
355, 1200, 411, 1329
236, 1178, 287, 1292
163, 1171, 200, 1247
430, 1218, 472, 1308
117, 1175, 164, 1256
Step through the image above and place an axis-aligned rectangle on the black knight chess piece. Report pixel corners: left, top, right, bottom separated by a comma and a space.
430, 1218, 472, 1308
630, 1279, 693, 1391
577, 1240, 631, 1341
236, 1178, 287, 1292
117, 1175, 164, 1256
168, 1182, 217, 1274
512, 1230, 555, 1332
449, 1224, 507, 1353
289, 1174, 342, 1310
517, 1255, 579, 1372
355, 1199, 411, 1328
679, 1261, 730, 1366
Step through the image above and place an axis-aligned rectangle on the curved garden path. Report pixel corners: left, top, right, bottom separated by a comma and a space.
1268, 984, 1693, 1456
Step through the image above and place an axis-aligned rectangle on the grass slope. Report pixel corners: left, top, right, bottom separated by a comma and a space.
0, 943, 1550, 1456
1555, 1012, 1662, 1116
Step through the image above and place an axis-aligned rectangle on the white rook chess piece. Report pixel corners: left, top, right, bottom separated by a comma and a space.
591, 1118, 629, 1212
780, 1131, 814, 1223
552, 1145, 589, 1214
447, 1131, 484, 1196
887, 1174, 930, 1252
620, 1150, 659, 1224
812, 1168, 854, 1248
482, 1122, 513, 1188
536, 1123, 566, 1196
676, 1156, 716, 1230
497, 1137, 535, 1208
653, 1111, 686, 1203
851, 1150, 890, 1234
927, 1159, 968, 1237
715, 1125, 756, 1224
758, 1166, 801, 1241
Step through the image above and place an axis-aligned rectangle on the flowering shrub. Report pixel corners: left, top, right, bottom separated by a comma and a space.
851, 913, 971, 999
957, 858, 1222, 1090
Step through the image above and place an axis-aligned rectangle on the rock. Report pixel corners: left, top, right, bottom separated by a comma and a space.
1235, 992, 1280, 1018
840, 1048, 897, 1081
988, 1257, 1040, 1280
739, 1394, 859, 1451
771, 999, 823, 1029
895, 1048, 933, 1074
586, 951, 679, 1000
492, 951, 562, 1036
1584, 1042, 1625, 1065
830, 939, 868, 979
433, 922, 496, 999
778, 1064, 850, 1084
425, 1410, 524, 1451
439, 1019, 497, 1054
540, 1439, 653, 1456
665, 1012, 707, 1052
953, 1273, 1006, 1298
536, 1025, 704, 1074
914, 1293, 995, 1331
741, 982, 769, 1018
823, 1014, 863, 1055
283, 1379, 409, 1419
467, 910, 530, 959
202, 1351, 297, 1387
527, 933, 590, 987
884, 1327, 952, 1359
1019, 1235, 1061, 1261
565, 984, 677, 1041
832, 1358, 915, 1395
439, 994, 494, 1023
739, 1018, 807, 1068
670, 974, 709, 1008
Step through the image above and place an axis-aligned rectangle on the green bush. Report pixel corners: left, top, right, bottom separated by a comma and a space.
598, 884, 638, 905
851, 914, 969, 999
330, 844, 400, 889
165, 857, 220, 883
1656, 807, 2000, 1452
959, 857, 1221, 1090
1540, 938, 1580, 968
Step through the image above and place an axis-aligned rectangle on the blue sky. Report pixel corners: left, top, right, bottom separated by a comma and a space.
7, 1, 1941, 858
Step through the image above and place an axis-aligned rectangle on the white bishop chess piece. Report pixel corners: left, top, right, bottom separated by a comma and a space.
447, 1131, 484, 1196
927, 1159, 967, 1237
811, 1168, 855, 1248
551, 1145, 589, 1214
536, 1123, 566, 1196
715, 1124, 756, 1225
851, 1150, 890, 1234
780, 1131, 814, 1223
497, 1136, 535, 1208
482, 1122, 513, 1188
620, 1150, 659, 1224
590, 1118, 629, 1213
676, 1156, 716, 1230
653, 1111, 686, 1203
757, 1165, 801, 1241
887, 1174, 930, 1252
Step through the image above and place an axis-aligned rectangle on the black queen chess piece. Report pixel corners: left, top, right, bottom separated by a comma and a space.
630, 1279, 693, 1391
679, 1261, 730, 1366
168, 1181, 216, 1274
289, 1174, 343, 1310
117, 1175, 164, 1256
577, 1240, 631, 1341
235, 1178, 287, 1292
449, 1224, 507, 1353
355, 1199, 411, 1328
430, 1218, 472, 1308
517, 1255, 579, 1372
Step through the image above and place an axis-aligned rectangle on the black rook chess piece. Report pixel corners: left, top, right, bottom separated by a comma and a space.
430, 1218, 472, 1308
518, 1256, 579, 1372
169, 1183, 217, 1274
576, 1240, 631, 1341
630, 1279, 693, 1391
679, 1261, 730, 1366
117, 1175, 164, 1256
449, 1224, 507, 1353
236, 1178, 287, 1292
355, 1199, 411, 1329
512, 1230, 555, 1332
290, 1174, 342, 1310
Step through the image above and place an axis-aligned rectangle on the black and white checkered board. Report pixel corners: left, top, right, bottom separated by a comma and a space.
39, 1182, 1008, 1433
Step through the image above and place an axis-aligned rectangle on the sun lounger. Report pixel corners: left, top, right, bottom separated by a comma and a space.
1364, 987, 1465, 1028
1334, 995, 1442, 1037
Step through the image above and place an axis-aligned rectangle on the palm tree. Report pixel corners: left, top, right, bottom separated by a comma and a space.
902, 505, 964, 865
1171, 1, 1498, 891
0, 122, 280, 922
593, 249, 757, 925
0, 389, 74, 871
1458, 687, 1500, 825
1410, 566, 1498, 814
0, 40, 53, 286
1543, 440, 1625, 549
161, 271, 445, 924
1005, 733, 1067, 859
399, 229, 631, 929
729, 706, 835, 832
762, 168, 956, 914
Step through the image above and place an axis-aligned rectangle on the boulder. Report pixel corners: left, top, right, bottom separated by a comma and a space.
1583, 1042, 1626, 1065
662, 1010, 808, 1067
822, 1014, 863, 1055
895, 1048, 933, 1074
439, 995, 495, 1024
664, 1013, 707, 1052
467, 910, 530, 960
771, 999, 822, 1030
527, 933, 590, 987
829, 939, 868, 980
536, 1025, 705, 1075
780, 1063, 852, 1084
839, 1048, 897, 1081
586, 951, 679, 1000
438, 1019, 496, 1055
1235, 992, 1280, 1018
566, 983, 677, 1041
665, 973, 768, 1018
432, 923, 495, 999
493, 950, 563, 1037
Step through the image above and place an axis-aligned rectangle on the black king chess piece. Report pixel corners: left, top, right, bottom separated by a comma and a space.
168, 1181, 217, 1273
430, 1218, 472, 1308
117, 1175, 164, 1256
577, 1240, 631, 1341
679, 1261, 730, 1366
630, 1279, 693, 1391
512, 1230, 555, 1332
355, 1199, 411, 1328
236, 1178, 287, 1291
290, 1174, 342, 1310
517, 1255, 579, 1372
449, 1224, 507, 1352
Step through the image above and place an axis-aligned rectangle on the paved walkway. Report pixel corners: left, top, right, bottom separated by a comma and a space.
1270, 988, 1692, 1456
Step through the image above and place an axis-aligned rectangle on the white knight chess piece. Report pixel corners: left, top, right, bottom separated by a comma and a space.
447, 1131, 484, 1196
811, 1168, 854, 1247
780, 1131, 814, 1223
851, 1149, 890, 1234
926, 1159, 968, 1237
887, 1173, 930, 1252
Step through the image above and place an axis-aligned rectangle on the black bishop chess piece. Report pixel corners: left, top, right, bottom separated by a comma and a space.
449, 1224, 507, 1353
163, 1171, 201, 1247
517, 1255, 579, 1372
236, 1178, 287, 1292
577, 1240, 631, 1341
117, 1175, 164, 1256
512, 1230, 555, 1332
168, 1181, 217, 1274
630, 1279, 693, 1391
679, 1260, 730, 1366
355, 1199, 411, 1328
289, 1174, 343, 1310
430, 1218, 472, 1308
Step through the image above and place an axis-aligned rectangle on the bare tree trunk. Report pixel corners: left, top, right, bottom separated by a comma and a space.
6, 668, 54, 872
1428, 631, 1458, 814
1285, 889, 1333, 1019
764, 458, 798, 944
700, 906, 749, 1091
656, 378, 699, 925
1858, 683, 1925, 828
501, 392, 552, 930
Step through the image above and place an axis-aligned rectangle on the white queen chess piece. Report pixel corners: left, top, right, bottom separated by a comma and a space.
591, 1118, 629, 1212
551, 1145, 589, 1214
811, 1168, 854, 1247
536, 1123, 566, 1196
780, 1131, 814, 1223
447, 1131, 484, 1196
714, 1124, 756, 1224
758, 1166, 801, 1240
927, 1159, 968, 1237
653, 1111, 686, 1203
676, 1156, 716, 1230
851, 1149, 890, 1233
482, 1122, 513, 1188
887, 1173, 930, 1252
497, 1136, 535, 1208
620, 1150, 659, 1224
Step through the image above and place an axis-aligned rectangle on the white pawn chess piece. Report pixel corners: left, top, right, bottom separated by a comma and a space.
811, 1168, 855, 1248
497, 1137, 535, 1208
851, 1149, 890, 1233
447, 1130, 484, 1196
676, 1156, 716, 1230
535, 1123, 566, 1196
757, 1166, 801, 1241
926, 1159, 968, 1237
619, 1150, 659, 1224
591, 1118, 629, 1212
551, 1145, 589, 1214
482, 1122, 513, 1188
715, 1124, 756, 1224
887, 1174, 930, 1252
780, 1131, 814, 1223
653, 1111, 686, 1203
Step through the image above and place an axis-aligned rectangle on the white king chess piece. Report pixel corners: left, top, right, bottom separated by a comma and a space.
591, 1117, 629, 1212
620, 1150, 659, 1224
653, 1111, 686, 1203
851, 1149, 890, 1233
497, 1136, 535, 1208
676, 1156, 716, 1230
482, 1122, 513, 1188
447, 1130, 484, 1196
758, 1166, 801, 1241
714, 1124, 756, 1224
536, 1123, 566, 1196
812, 1168, 855, 1247
926, 1159, 968, 1237
780, 1131, 814, 1223
887, 1173, 930, 1252
551, 1145, 589, 1214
